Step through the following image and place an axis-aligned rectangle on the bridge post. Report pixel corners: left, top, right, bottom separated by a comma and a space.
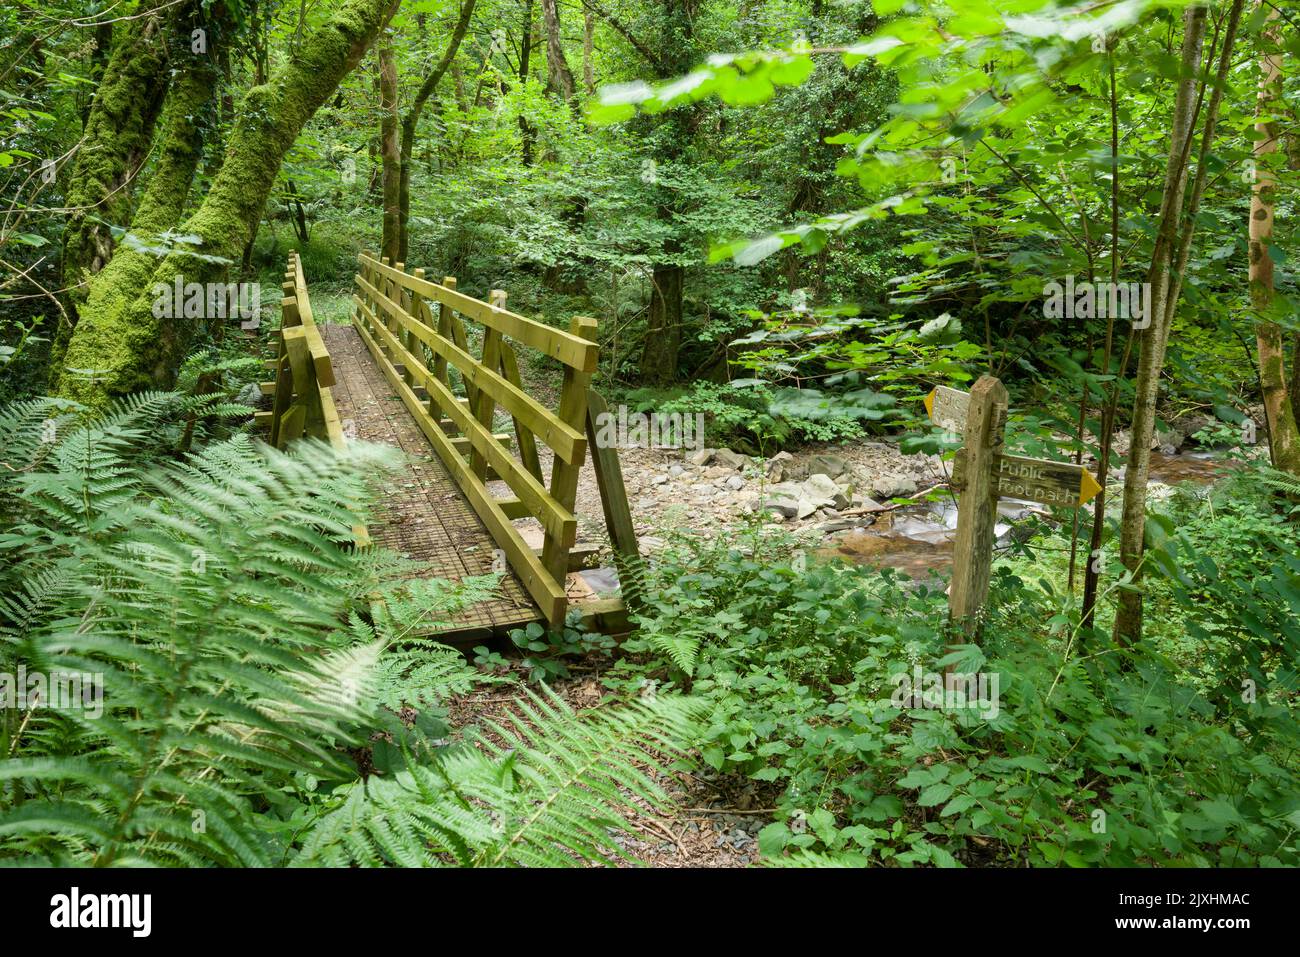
469, 290, 507, 480
541, 316, 597, 588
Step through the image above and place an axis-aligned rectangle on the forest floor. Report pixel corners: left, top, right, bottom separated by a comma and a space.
447, 664, 771, 867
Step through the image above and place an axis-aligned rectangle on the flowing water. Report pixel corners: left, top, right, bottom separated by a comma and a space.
821, 450, 1234, 578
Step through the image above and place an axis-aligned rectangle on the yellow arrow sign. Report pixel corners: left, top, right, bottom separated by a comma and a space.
993, 453, 1102, 507
925, 385, 970, 435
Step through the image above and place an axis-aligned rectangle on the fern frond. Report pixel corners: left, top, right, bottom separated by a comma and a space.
294, 690, 705, 867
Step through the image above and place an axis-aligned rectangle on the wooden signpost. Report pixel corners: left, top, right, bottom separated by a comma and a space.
928, 376, 1101, 639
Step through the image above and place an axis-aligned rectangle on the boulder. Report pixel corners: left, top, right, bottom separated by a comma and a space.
687, 448, 714, 467
870, 472, 918, 499
765, 497, 801, 519
713, 448, 747, 470
766, 450, 794, 482
812, 518, 860, 535
1155, 424, 1185, 455
806, 453, 849, 480
851, 495, 888, 513
804, 472, 850, 510
236, 382, 263, 408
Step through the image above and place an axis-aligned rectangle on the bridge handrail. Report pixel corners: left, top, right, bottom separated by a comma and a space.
263, 251, 347, 451
350, 253, 599, 623
358, 254, 598, 373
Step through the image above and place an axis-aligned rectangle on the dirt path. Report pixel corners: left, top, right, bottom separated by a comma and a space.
446, 664, 771, 868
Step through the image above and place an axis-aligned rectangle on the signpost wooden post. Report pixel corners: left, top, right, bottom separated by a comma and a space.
928, 377, 1102, 641
945, 376, 1007, 642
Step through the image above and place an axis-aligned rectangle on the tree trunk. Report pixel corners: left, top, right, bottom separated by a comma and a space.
58, 1, 173, 326
397, 0, 479, 262
51, 9, 219, 379
635, 0, 695, 383
379, 34, 401, 261
540, 0, 577, 103
286, 179, 311, 244
58, 0, 401, 406
1249, 6, 1300, 474
1113, 2, 1243, 644
519, 0, 536, 166
642, 260, 683, 382
582, 4, 595, 94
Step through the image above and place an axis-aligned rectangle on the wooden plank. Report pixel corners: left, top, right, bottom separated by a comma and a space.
319, 387, 347, 451
407, 267, 428, 382
352, 312, 569, 623
436, 278, 479, 410
361, 254, 600, 372
278, 403, 306, 445
354, 273, 587, 464
925, 385, 970, 436
283, 326, 326, 439
947, 375, 1007, 643
469, 289, 508, 480
532, 543, 604, 571
449, 433, 512, 454
281, 296, 301, 329
431, 275, 454, 389
574, 597, 633, 638
991, 453, 1102, 507
268, 346, 294, 448
498, 338, 544, 482
291, 270, 334, 388
496, 496, 530, 520
353, 294, 577, 544
542, 316, 597, 585
586, 388, 644, 608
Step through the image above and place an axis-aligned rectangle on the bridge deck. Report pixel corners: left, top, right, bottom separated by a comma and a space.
323, 323, 543, 636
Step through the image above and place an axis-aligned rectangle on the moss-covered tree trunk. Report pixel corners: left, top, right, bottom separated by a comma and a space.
58, 0, 401, 405
55, 36, 222, 393
637, 0, 696, 383
57, 0, 173, 334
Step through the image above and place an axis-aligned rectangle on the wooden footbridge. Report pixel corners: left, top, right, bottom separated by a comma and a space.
255, 251, 641, 642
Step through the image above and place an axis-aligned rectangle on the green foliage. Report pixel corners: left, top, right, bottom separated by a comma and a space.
0, 399, 402, 865
506, 614, 616, 684
0, 396, 703, 867
609, 512, 1300, 867
626, 380, 868, 455
293, 689, 704, 867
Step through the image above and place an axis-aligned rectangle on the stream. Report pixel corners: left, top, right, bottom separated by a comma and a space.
818, 451, 1234, 578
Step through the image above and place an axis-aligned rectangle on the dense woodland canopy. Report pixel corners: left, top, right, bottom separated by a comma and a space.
0, 0, 1298, 871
